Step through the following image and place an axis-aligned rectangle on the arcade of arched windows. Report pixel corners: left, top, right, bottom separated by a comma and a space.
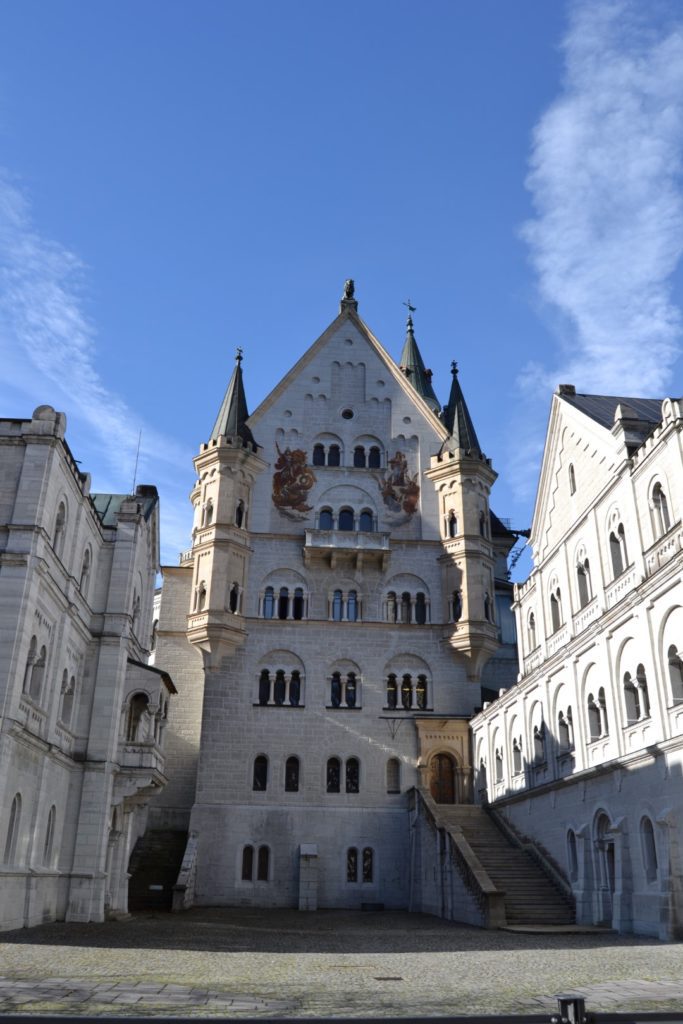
383, 589, 430, 624
385, 671, 429, 711
317, 506, 376, 532
650, 480, 672, 541
312, 440, 383, 470
260, 585, 308, 620
257, 666, 304, 707
328, 668, 360, 709
329, 588, 361, 622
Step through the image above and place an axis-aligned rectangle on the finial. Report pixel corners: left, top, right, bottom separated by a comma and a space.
343, 278, 355, 300
235, 347, 243, 365
451, 360, 458, 376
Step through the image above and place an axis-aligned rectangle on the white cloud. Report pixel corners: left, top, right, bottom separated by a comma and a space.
0, 171, 194, 563
521, 0, 683, 399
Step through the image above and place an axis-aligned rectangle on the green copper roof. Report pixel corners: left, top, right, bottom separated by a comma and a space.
209, 350, 257, 449
398, 315, 440, 414
442, 361, 481, 452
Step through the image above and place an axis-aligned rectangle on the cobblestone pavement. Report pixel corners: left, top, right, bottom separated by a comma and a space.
0, 908, 682, 1017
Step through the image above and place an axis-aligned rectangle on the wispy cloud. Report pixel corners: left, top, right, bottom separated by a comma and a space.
511, 0, 683, 505
0, 171, 193, 561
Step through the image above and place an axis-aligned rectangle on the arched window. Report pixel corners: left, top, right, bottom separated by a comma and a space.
235, 499, 245, 527
332, 590, 343, 621
512, 737, 522, 774
652, 483, 671, 538
278, 586, 289, 620
252, 755, 268, 791
623, 672, 640, 723
338, 507, 354, 531
257, 845, 269, 881
533, 724, 545, 763
359, 509, 374, 531
484, 592, 492, 622
262, 586, 275, 619
416, 674, 428, 709
479, 510, 487, 537
527, 612, 537, 650
312, 444, 325, 466
290, 670, 301, 706
586, 692, 604, 740
319, 508, 333, 530
368, 446, 381, 469
386, 673, 397, 709
292, 587, 304, 620
415, 592, 427, 625
636, 664, 650, 718
79, 548, 91, 597
400, 591, 411, 623
43, 805, 56, 866
558, 711, 570, 750
29, 644, 47, 702
60, 673, 75, 728
387, 591, 397, 623
258, 669, 270, 706
362, 846, 373, 882
550, 589, 562, 633
668, 644, 683, 702
448, 511, 457, 538
346, 672, 357, 708
241, 845, 254, 880
347, 846, 358, 882
598, 687, 609, 735
346, 757, 359, 793
567, 829, 578, 882
326, 757, 341, 793
126, 693, 150, 741
641, 816, 658, 882
495, 748, 503, 783
285, 756, 299, 792
23, 635, 37, 694
205, 500, 214, 526
401, 673, 412, 709
196, 582, 207, 612
347, 590, 358, 622
386, 757, 400, 793
327, 444, 341, 467
609, 523, 628, 578
577, 559, 591, 608
353, 446, 366, 468
53, 502, 67, 558
3, 794, 21, 865
229, 583, 239, 613
273, 669, 286, 705
330, 671, 342, 708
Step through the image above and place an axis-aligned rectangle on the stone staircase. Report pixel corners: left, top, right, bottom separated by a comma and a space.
435, 804, 575, 926
127, 829, 188, 912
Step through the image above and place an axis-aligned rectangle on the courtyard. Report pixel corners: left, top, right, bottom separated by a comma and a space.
0, 909, 682, 1017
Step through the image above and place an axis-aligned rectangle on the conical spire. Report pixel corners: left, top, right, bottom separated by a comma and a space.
398, 312, 440, 414
209, 348, 257, 449
442, 361, 481, 453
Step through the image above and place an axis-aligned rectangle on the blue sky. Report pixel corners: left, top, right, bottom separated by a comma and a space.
1, 0, 683, 570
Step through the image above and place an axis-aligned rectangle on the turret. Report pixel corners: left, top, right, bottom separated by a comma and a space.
426, 362, 498, 680
398, 311, 440, 415
187, 350, 267, 658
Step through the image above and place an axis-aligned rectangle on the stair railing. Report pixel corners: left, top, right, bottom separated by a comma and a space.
172, 832, 198, 912
486, 805, 574, 906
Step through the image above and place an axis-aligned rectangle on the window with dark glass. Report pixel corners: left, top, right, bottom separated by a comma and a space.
362, 847, 373, 882
289, 670, 301, 706
347, 846, 358, 882
368, 446, 381, 468
346, 672, 357, 708
319, 508, 333, 530
273, 670, 286, 705
258, 669, 270, 706
347, 590, 358, 622
293, 587, 304, 620
326, 757, 341, 793
346, 757, 359, 793
285, 756, 299, 792
416, 674, 427, 709
312, 444, 325, 466
338, 507, 354, 531
278, 586, 289, 620
263, 587, 275, 619
328, 444, 341, 466
353, 446, 366, 468
359, 509, 373, 531
253, 755, 268, 791
330, 672, 342, 708
401, 673, 412, 709
257, 845, 269, 881
386, 673, 397, 709
332, 590, 343, 621
241, 845, 254, 880
415, 592, 427, 625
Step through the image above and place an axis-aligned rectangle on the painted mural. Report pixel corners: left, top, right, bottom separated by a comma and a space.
378, 450, 420, 523
272, 445, 316, 520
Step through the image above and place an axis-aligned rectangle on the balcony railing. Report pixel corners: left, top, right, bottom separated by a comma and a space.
604, 565, 639, 609
645, 525, 682, 577
573, 595, 600, 635
303, 528, 390, 569
545, 623, 569, 657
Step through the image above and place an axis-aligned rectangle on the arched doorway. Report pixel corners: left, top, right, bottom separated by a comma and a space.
594, 812, 615, 926
430, 752, 458, 804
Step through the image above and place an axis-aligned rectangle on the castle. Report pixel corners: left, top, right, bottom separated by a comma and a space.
2, 284, 682, 938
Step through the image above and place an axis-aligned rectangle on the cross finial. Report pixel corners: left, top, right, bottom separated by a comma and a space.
403, 299, 417, 314
235, 347, 243, 365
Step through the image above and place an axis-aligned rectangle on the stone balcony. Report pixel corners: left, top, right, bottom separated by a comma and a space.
604, 565, 639, 609
545, 623, 569, 657
303, 528, 390, 570
522, 645, 544, 676
573, 595, 600, 635
644, 524, 682, 577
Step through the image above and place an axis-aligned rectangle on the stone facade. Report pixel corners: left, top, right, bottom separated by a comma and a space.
0, 405, 173, 931
152, 291, 517, 911
470, 387, 683, 940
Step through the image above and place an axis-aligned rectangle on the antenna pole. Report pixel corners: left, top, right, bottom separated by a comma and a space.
131, 430, 142, 494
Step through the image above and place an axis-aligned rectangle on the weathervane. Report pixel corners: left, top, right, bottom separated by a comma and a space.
403, 299, 417, 314
236, 347, 243, 365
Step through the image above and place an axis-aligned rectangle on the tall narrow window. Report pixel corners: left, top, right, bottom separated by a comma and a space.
362, 847, 374, 882
241, 845, 254, 880
126, 693, 149, 741
319, 508, 333, 530
79, 548, 91, 597
332, 590, 343, 621
386, 757, 400, 793
353, 446, 366, 468
401, 673, 412, 709
258, 669, 271, 706
636, 664, 650, 718
495, 748, 503, 782
609, 523, 628, 578
558, 711, 570, 749
23, 635, 37, 693
285, 756, 299, 792
330, 671, 342, 708
416, 674, 427, 710
533, 724, 545, 762
386, 673, 397, 709
273, 670, 286, 705
359, 509, 373, 531
550, 590, 562, 633
577, 559, 591, 608
278, 587, 289, 620
623, 672, 640, 723
29, 645, 47, 702
527, 612, 537, 650
292, 587, 304, 620
347, 846, 358, 882
61, 674, 75, 728
512, 738, 522, 774
3, 794, 21, 865
387, 592, 397, 622
43, 805, 56, 866
253, 755, 268, 791
568, 463, 576, 495
448, 511, 457, 538
587, 694, 601, 740
668, 644, 683, 702
346, 672, 357, 708
346, 757, 359, 793
567, 830, 578, 881
229, 583, 239, 613
368, 446, 381, 468
312, 444, 325, 466
598, 687, 609, 735
289, 670, 301, 707
196, 583, 207, 612
479, 510, 487, 537
235, 499, 245, 527
641, 817, 658, 882
400, 591, 411, 623
53, 502, 66, 557
257, 845, 269, 881
452, 590, 462, 622
262, 587, 275, 619
415, 592, 427, 625
347, 590, 358, 622
205, 500, 214, 525
326, 757, 341, 793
